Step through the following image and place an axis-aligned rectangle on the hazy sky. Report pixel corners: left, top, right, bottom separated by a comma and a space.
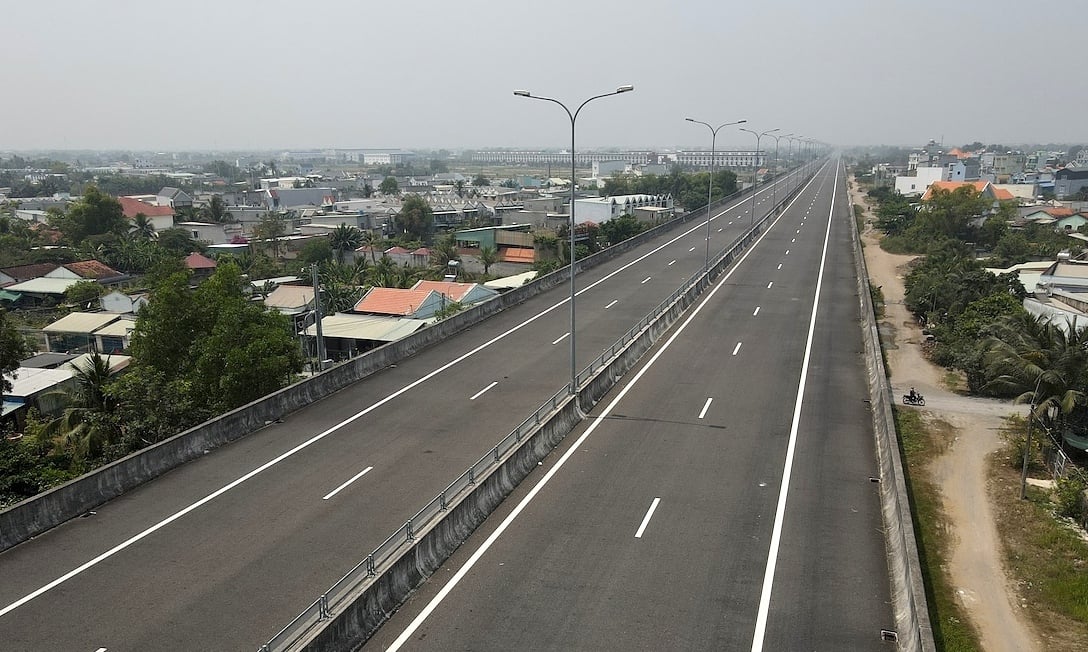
2, 0, 1085, 152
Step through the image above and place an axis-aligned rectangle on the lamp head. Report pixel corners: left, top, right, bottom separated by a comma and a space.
616, 85, 634, 93
736, 119, 748, 124
685, 117, 695, 122
513, 90, 530, 97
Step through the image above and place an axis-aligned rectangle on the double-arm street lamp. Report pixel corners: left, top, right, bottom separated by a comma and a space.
767, 132, 793, 215
739, 127, 778, 224
785, 135, 803, 196
514, 84, 635, 396
685, 117, 746, 271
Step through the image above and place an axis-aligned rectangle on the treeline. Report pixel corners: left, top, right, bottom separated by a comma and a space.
602, 169, 738, 212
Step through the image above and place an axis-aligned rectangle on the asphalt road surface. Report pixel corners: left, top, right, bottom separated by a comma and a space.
364, 160, 895, 651
0, 166, 817, 650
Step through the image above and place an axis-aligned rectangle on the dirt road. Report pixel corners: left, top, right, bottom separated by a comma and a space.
850, 179, 1040, 651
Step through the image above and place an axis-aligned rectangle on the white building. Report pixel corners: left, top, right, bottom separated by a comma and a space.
573, 194, 673, 224
894, 166, 944, 196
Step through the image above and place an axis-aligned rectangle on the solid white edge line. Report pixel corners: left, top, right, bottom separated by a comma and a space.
634, 498, 661, 539
384, 162, 830, 652
604, 299, 619, 309
697, 397, 713, 419
322, 466, 374, 500
750, 159, 839, 652
469, 381, 499, 401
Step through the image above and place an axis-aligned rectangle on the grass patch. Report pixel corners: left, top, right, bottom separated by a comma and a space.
854, 203, 865, 235
990, 419, 1088, 651
894, 407, 983, 651
880, 234, 922, 254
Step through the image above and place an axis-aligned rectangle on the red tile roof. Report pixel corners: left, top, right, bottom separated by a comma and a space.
118, 196, 175, 219
1044, 207, 1075, 218
63, 260, 123, 279
921, 180, 990, 200
184, 252, 218, 270
412, 280, 476, 302
353, 287, 434, 316
992, 188, 1016, 201
384, 246, 410, 255
0, 262, 59, 283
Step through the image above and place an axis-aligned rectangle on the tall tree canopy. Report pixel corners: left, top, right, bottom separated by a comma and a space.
50, 185, 128, 245
394, 195, 433, 241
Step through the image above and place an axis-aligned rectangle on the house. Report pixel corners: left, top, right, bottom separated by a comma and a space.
410, 280, 499, 306
0, 263, 59, 287
1055, 214, 1088, 232
49, 260, 126, 283
183, 252, 218, 280
93, 319, 137, 354
410, 248, 431, 267
118, 196, 176, 232
42, 312, 123, 353
100, 290, 148, 314
1055, 168, 1088, 200
302, 313, 428, 359
383, 246, 412, 266
483, 270, 538, 291
156, 187, 193, 209
262, 285, 316, 316
175, 221, 244, 245
351, 287, 446, 319
572, 193, 673, 224
2, 354, 132, 425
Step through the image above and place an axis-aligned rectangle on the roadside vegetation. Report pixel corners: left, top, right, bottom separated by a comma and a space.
895, 407, 982, 651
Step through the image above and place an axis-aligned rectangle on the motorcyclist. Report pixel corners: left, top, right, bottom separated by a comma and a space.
909, 387, 917, 401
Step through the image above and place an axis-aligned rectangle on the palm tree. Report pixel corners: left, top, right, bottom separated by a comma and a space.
478, 245, 499, 275
131, 213, 156, 240
368, 255, 397, 288
43, 353, 120, 462
359, 230, 381, 263
984, 313, 1088, 429
329, 224, 364, 264
202, 195, 231, 223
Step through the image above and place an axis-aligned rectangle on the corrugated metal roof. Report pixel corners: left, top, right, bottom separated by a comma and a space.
43, 312, 120, 334
263, 285, 316, 311
484, 271, 538, 289
92, 319, 137, 337
5, 277, 85, 295
303, 314, 427, 342
4, 367, 74, 397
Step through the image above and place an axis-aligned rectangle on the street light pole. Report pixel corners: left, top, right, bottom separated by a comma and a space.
767, 132, 793, 215
685, 117, 746, 271
514, 85, 634, 396
786, 135, 802, 196
739, 128, 778, 225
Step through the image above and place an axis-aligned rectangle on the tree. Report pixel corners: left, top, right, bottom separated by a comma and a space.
64, 280, 106, 307
430, 159, 449, 173
0, 309, 30, 397
359, 229, 381, 263
453, 180, 466, 198
253, 212, 287, 260
379, 176, 400, 196
394, 195, 433, 241
42, 353, 120, 462
599, 214, 646, 246
478, 245, 499, 275
156, 228, 201, 256
298, 238, 333, 264
131, 213, 156, 240
50, 185, 128, 245
472, 174, 490, 187
329, 224, 363, 264
202, 195, 232, 223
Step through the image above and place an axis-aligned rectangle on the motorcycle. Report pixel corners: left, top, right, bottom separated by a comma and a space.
902, 392, 925, 406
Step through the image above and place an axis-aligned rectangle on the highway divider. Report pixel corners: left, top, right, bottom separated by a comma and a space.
257, 170, 814, 651
0, 170, 803, 553
847, 162, 936, 651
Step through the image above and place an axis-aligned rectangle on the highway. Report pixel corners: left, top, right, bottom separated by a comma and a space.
363, 160, 896, 650
0, 166, 815, 650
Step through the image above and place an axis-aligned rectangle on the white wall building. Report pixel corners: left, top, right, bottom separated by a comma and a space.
894, 166, 944, 196
573, 194, 673, 224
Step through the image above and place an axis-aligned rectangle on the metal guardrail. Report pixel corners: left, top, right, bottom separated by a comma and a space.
258, 168, 813, 652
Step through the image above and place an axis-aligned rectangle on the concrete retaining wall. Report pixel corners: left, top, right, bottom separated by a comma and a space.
0, 184, 769, 553
848, 169, 936, 651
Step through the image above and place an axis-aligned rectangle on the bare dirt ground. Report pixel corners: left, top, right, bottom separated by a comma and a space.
849, 179, 1041, 651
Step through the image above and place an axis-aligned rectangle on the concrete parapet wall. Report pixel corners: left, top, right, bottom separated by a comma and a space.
0, 187, 768, 553
848, 168, 935, 651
